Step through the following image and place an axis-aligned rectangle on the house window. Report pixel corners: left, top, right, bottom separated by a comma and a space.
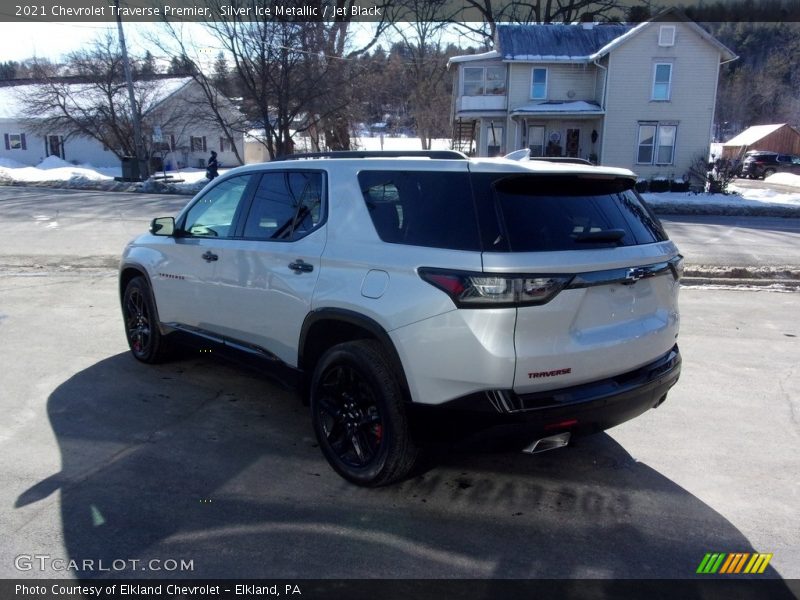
462, 66, 506, 96
190, 136, 207, 152
220, 137, 234, 153
637, 123, 676, 165
528, 125, 545, 157
659, 26, 676, 47
4, 133, 26, 150
531, 68, 547, 100
153, 133, 173, 153
652, 63, 672, 101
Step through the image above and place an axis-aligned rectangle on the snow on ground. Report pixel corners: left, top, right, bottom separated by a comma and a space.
643, 186, 800, 210
0, 155, 227, 195
1, 140, 799, 216
352, 136, 451, 151
764, 172, 800, 189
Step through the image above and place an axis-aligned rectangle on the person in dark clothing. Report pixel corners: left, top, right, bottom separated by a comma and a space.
206, 151, 219, 180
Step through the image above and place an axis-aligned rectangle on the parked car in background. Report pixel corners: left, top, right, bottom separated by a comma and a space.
740, 151, 800, 179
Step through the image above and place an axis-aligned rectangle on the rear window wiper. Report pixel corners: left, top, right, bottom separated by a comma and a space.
574, 228, 627, 243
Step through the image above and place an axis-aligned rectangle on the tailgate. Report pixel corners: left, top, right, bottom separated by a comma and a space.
512, 257, 681, 394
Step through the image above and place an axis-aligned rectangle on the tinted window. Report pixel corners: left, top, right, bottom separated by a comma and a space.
243, 171, 324, 241
358, 171, 480, 251
471, 174, 667, 252
182, 175, 252, 238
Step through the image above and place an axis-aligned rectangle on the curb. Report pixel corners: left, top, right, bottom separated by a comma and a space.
649, 203, 800, 218
681, 277, 800, 289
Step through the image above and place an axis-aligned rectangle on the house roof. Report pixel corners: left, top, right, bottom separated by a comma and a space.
496, 24, 631, 62
722, 124, 794, 147
452, 8, 736, 66
448, 50, 502, 65
0, 77, 193, 120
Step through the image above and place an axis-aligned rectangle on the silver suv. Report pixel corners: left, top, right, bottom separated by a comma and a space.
120, 151, 682, 486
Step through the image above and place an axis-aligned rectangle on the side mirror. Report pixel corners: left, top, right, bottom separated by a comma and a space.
150, 217, 175, 236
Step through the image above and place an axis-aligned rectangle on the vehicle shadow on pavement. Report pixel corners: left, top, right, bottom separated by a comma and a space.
16, 352, 795, 592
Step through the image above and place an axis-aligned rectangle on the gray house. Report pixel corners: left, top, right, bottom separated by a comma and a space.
449, 9, 737, 181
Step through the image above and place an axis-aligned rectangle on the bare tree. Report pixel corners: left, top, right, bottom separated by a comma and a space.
147, 22, 249, 163
158, 0, 397, 158
392, 1, 454, 149
16, 34, 182, 160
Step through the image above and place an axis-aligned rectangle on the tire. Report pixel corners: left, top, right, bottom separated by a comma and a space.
122, 276, 171, 363
762, 168, 775, 179
310, 340, 419, 486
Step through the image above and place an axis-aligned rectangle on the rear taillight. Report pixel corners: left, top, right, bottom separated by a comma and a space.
419, 268, 572, 307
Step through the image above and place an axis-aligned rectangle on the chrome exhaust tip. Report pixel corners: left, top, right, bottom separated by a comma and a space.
523, 432, 571, 455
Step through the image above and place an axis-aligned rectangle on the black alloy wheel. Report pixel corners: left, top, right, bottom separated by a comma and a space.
310, 340, 418, 486
122, 276, 169, 363
316, 363, 384, 469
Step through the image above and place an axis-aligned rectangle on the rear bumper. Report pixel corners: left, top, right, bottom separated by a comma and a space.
410, 345, 681, 442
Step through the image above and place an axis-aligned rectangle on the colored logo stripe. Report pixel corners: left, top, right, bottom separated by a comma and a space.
720, 553, 749, 573
697, 553, 773, 574
697, 553, 726, 574
744, 553, 773, 574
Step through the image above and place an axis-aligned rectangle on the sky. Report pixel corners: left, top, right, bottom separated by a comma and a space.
0, 20, 471, 68
0, 21, 217, 64
0, 20, 401, 67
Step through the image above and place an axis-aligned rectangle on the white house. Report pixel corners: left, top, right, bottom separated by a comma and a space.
448, 9, 737, 180
0, 77, 244, 171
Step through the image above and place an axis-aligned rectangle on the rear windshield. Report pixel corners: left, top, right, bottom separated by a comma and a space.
471, 174, 668, 252
358, 170, 667, 252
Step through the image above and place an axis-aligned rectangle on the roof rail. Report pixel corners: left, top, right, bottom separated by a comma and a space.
274, 150, 468, 161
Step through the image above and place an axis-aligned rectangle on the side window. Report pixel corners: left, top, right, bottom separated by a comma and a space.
242, 171, 325, 241
182, 175, 252, 238
463, 67, 484, 96
637, 124, 656, 164
531, 68, 547, 100
358, 170, 480, 251
652, 63, 672, 101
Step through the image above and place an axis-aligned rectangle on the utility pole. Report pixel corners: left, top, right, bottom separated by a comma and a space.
115, 0, 147, 180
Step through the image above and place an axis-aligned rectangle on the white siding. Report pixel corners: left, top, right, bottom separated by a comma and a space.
0, 120, 119, 167
0, 80, 245, 170
602, 20, 721, 179
508, 63, 599, 109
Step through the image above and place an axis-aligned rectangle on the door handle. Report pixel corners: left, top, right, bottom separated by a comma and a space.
288, 259, 314, 273
202, 251, 218, 262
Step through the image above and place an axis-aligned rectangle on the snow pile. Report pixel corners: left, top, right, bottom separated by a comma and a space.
642, 186, 800, 216
37, 156, 74, 169
0, 157, 27, 168
764, 172, 800, 189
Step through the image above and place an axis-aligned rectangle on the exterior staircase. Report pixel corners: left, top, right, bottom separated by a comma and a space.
451, 118, 477, 155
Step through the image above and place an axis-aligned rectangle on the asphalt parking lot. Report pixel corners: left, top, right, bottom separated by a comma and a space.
0, 188, 798, 591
